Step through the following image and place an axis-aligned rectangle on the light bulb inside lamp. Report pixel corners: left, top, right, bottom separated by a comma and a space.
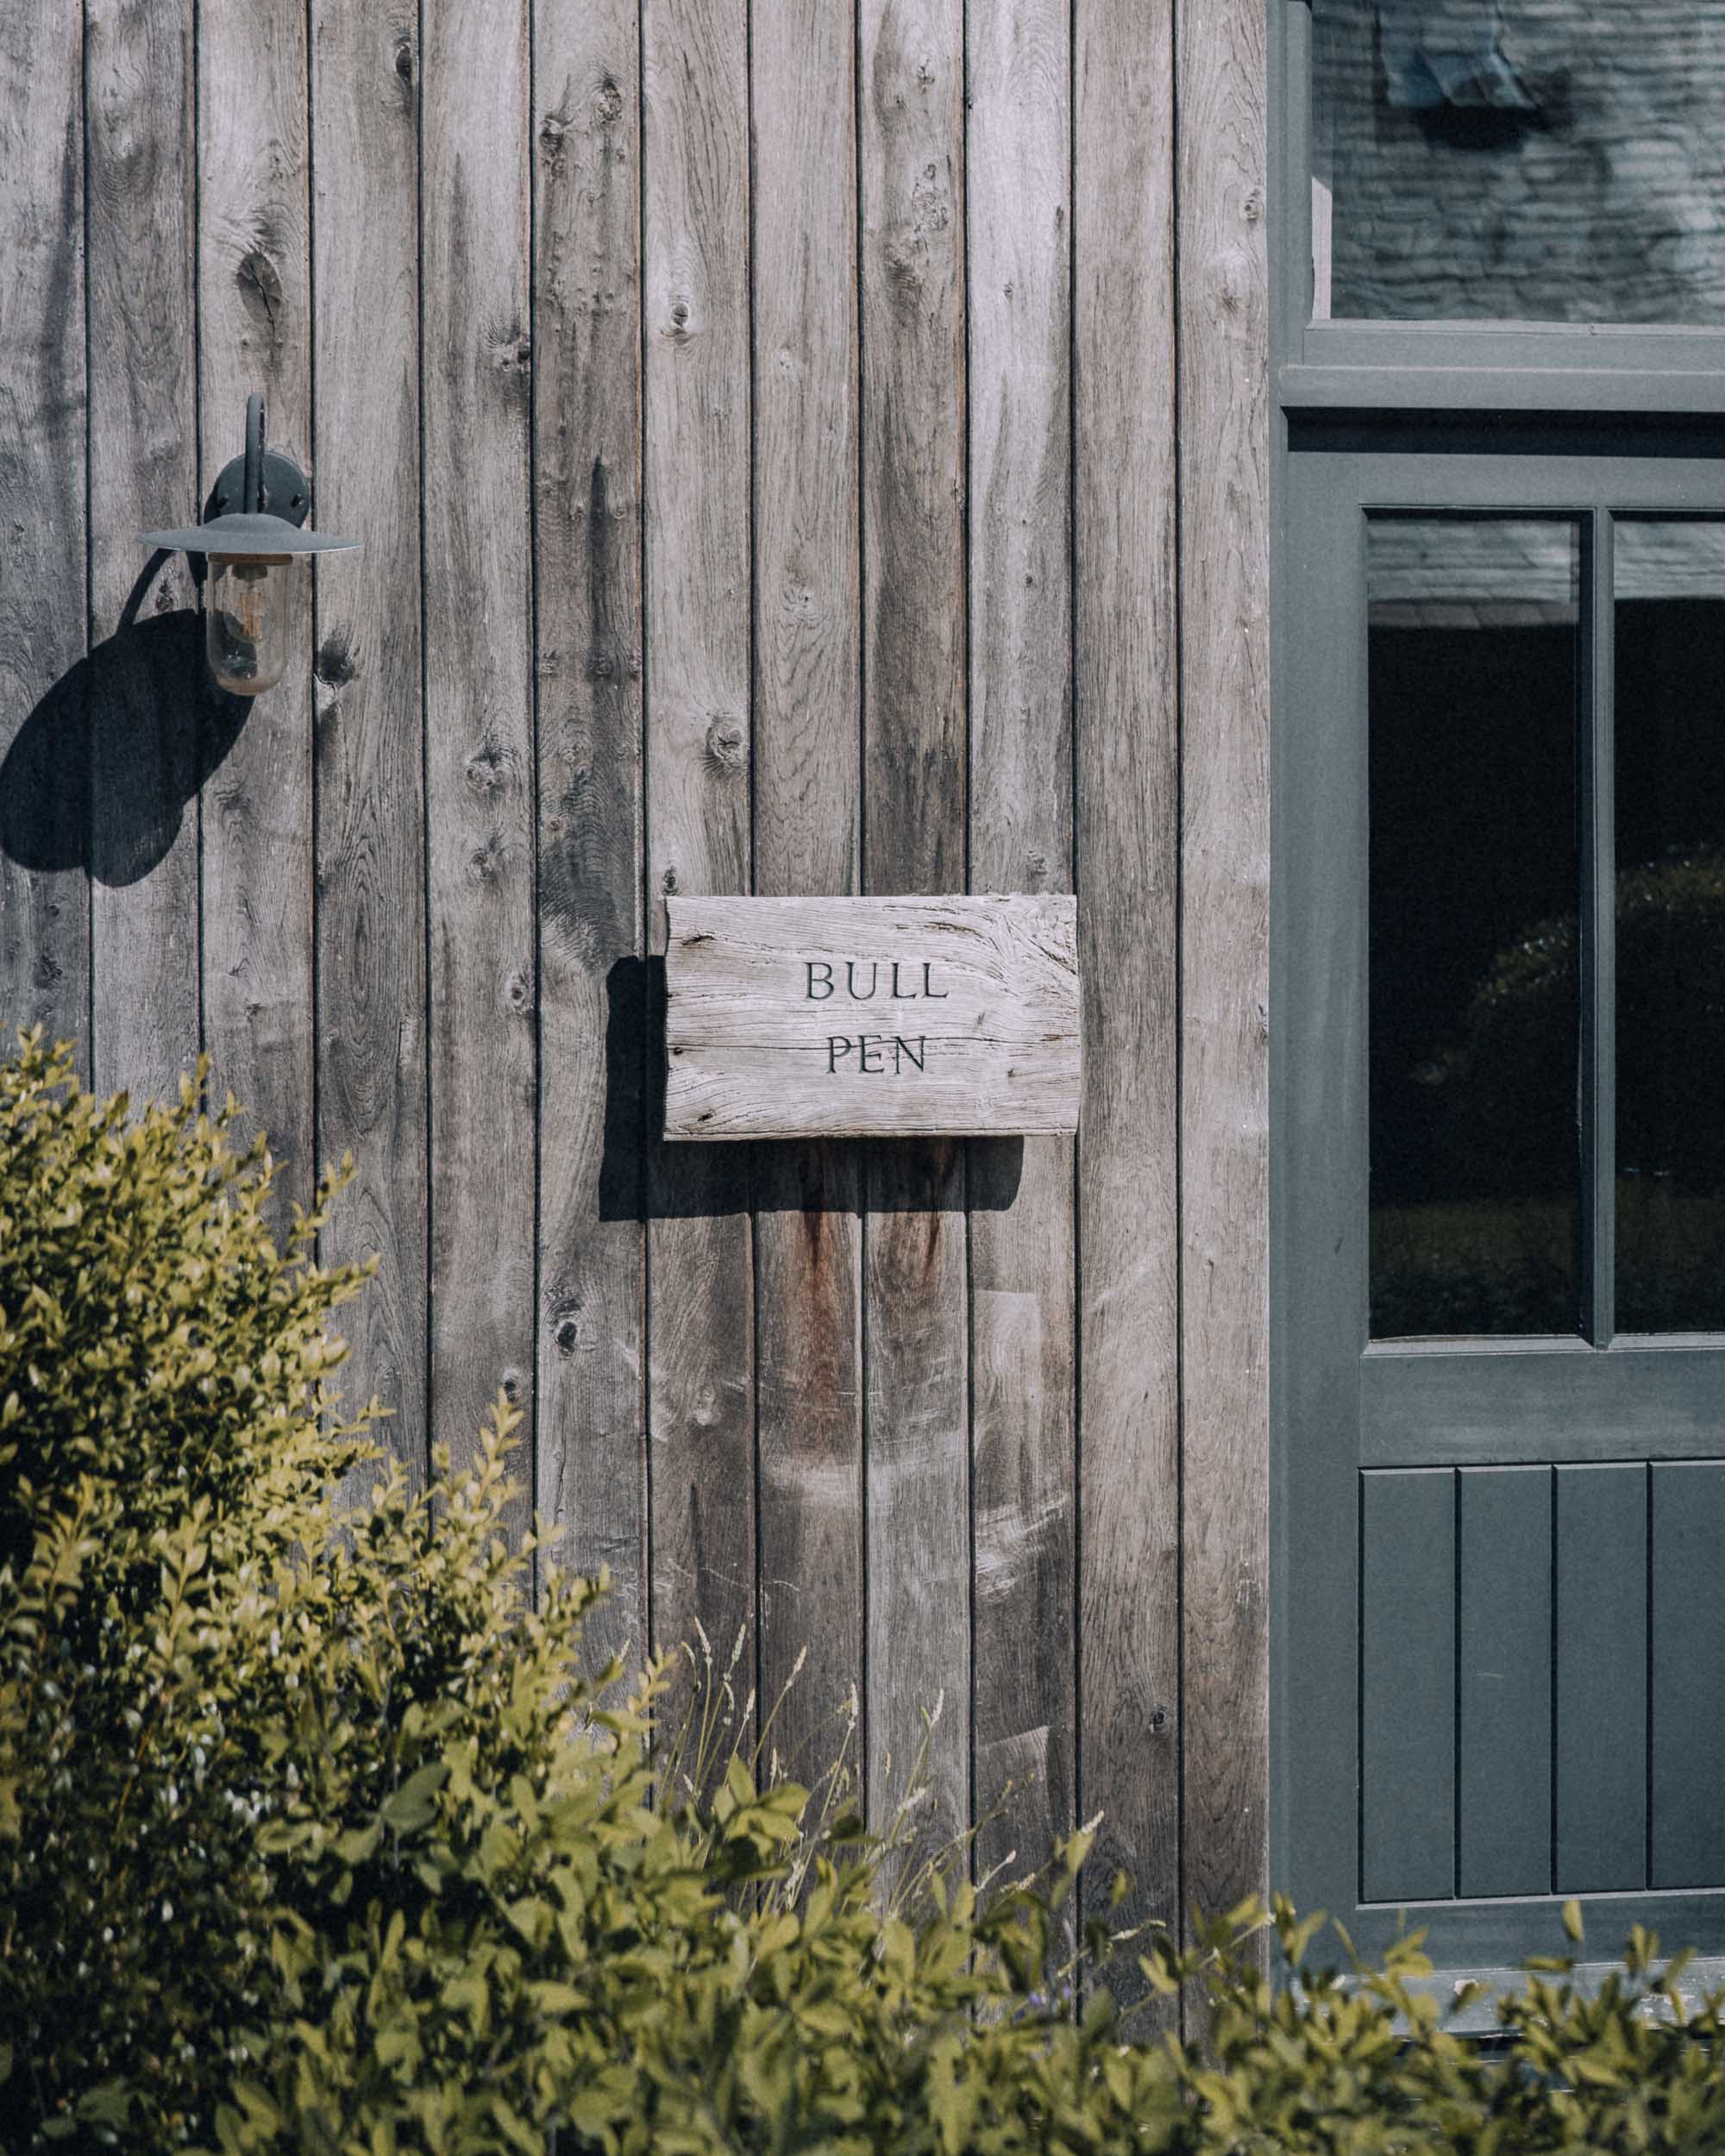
205, 554, 292, 696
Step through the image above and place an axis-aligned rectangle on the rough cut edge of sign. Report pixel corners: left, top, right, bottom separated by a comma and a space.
662, 893, 1082, 1140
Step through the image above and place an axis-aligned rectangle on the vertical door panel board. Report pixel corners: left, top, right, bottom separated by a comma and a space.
1361, 1469, 1455, 1903
86, 0, 198, 1100
423, 0, 536, 1510
197, 0, 314, 1225
859, 0, 969, 1873
1176, 0, 1270, 1940
1555, 1463, 1647, 1892
642, 0, 756, 1720
1651, 1461, 1725, 1888
0, 3, 87, 1065
968, 0, 1076, 1894
1458, 1465, 1552, 1899
1073, 0, 1181, 1997
310, 0, 428, 1475
751, 0, 864, 1780
532, 0, 648, 1668
1274, 455, 1370, 1937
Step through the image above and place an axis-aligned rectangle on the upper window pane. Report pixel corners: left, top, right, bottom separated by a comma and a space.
1369, 517, 1583, 1339
1615, 520, 1725, 1332
1314, 0, 1725, 325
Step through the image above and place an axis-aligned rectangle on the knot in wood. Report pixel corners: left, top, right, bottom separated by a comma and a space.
492, 331, 532, 376
704, 716, 747, 771
466, 743, 506, 795
235, 249, 284, 340
315, 632, 358, 689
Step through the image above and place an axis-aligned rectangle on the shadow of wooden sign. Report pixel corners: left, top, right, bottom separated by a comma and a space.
663, 894, 1080, 1141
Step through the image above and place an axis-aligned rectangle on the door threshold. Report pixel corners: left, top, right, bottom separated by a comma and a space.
1408, 1958, 1725, 2037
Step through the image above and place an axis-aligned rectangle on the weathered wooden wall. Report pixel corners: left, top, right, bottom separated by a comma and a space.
0, 0, 1266, 1995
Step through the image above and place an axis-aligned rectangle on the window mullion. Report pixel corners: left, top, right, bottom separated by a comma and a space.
1583, 508, 1616, 1344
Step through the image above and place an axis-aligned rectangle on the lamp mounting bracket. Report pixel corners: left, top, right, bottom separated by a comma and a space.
204, 393, 310, 530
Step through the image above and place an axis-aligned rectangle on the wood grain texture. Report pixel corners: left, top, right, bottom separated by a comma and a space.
859, 0, 969, 1873
422, 0, 536, 1510
1073, 0, 1180, 2005
38, 0, 1278, 1947
966, 0, 1076, 1896
750, 0, 863, 1784
642, 0, 756, 1715
0, 3, 86, 1065
532, 0, 648, 1668
85, 0, 198, 1102
665, 896, 1079, 1140
1176, 0, 1271, 1947
197, 0, 314, 1221
311, 0, 428, 1476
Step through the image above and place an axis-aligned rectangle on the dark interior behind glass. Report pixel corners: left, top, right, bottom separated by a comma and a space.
1368, 517, 1582, 1338
1615, 522, 1725, 1332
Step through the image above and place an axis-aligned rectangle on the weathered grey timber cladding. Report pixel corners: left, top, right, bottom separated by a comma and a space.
0, 0, 1267, 2003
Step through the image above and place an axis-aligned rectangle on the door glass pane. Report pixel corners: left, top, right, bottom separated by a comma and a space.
1314, 1, 1725, 325
1615, 520, 1725, 1332
1370, 517, 1583, 1338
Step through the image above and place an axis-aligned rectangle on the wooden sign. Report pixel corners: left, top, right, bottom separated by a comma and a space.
663, 893, 1080, 1141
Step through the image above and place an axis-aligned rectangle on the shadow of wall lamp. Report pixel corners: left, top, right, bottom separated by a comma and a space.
141, 393, 357, 696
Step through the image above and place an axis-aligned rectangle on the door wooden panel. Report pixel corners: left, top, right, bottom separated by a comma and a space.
1361, 1469, 1455, 1902
1555, 1463, 1647, 1892
1651, 1461, 1725, 1888
1458, 1467, 1552, 1899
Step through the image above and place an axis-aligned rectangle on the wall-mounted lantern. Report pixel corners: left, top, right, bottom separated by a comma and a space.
141, 393, 357, 696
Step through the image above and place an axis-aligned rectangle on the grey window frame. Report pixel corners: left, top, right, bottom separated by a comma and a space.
1273, 0, 1725, 413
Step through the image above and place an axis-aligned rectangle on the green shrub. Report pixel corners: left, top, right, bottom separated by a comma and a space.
3, 1029, 1725, 2156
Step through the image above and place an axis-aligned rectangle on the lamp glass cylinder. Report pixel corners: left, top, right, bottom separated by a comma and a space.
205, 554, 292, 696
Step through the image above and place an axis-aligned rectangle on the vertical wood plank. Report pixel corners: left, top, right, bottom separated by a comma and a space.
311, 0, 427, 1472
532, 0, 649, 1666
85, 0, 198, 1101
1651, 1461, 1725, 1888
750, 0, 863, 1780
1458, 1466, 1552, 1899
1176, 0, 1270, 1938
642, 0, 755, 1710
422, 0, 536, 1504
859, 0, 969, 1871
1361, 1470, 1454, 1903
1555, 1463, 1647, 1892
1072, 0, 1180, 1989
197, 0, 314, 1220
0, 4, 87, 1065
967, 0, 1076, 1890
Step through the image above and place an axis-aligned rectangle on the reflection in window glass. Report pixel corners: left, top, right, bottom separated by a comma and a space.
1615, 522, 1725, 1332
1314, 1, 1725, 325
1369, 518, 1583, 1338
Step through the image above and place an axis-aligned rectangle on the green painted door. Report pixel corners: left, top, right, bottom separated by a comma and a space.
1279, 438, 1725, 1975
